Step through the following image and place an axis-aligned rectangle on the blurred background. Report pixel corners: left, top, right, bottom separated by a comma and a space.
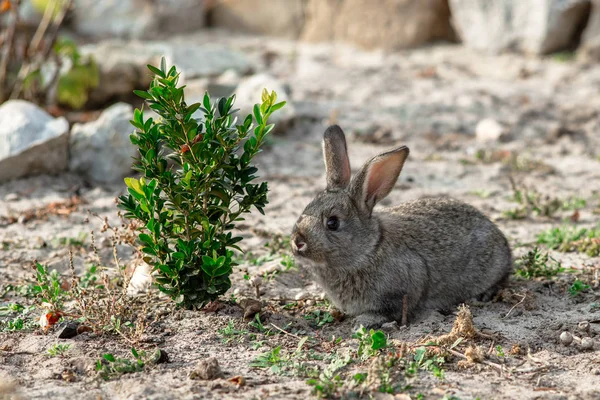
1, 0, 600, 234
2, 0, 600, 184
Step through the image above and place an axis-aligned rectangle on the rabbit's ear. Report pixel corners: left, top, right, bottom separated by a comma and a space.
323, 125, 351, 189
351, 146, 409, 214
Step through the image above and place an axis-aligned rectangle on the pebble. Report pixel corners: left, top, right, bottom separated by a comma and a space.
305, 299, 314, 306
559, 331, 573, 346
4, 193, 19, 201
580, 337, 594, 350
475, 118, 506, 143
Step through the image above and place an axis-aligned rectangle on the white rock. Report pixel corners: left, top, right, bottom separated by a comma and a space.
72, 0, 205, 39
234, 73, 296, 133
475, 118, 506, 142
450, 0, 590, 55
127, 262, 153, 296
294, 291, 310, 301
0, 100, 69, 183
4, 193, 19, 202
580, 337, 595, 350
69, 103, 136, 183
560, 331, 573, 346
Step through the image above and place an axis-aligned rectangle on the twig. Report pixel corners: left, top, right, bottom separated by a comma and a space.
503, 294, 526, 319
10, 0, 73, 100
401, 294, 408, 326
514, 365, 550, 374
447, 348, 506, 372
0, 0, 21, 102
29, 0, 57, 56
269, 322, 302, 340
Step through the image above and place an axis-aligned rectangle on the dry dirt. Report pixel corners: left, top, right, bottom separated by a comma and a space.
1, 33, 600, 400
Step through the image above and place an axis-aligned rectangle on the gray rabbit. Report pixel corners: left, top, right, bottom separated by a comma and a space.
291, 125, 512, 329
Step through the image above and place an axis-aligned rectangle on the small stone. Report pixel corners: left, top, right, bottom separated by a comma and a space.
580, 337, 594, 350
559, 331, 573, 346
295, 291, 310, 301
56, 321, 80, 339
190, 357, 223, 380
475, 118, 507, 143
233, 288, 241, 295
577, 321, 590, 333
305, 299, 314, 307
4, 193, 19, 202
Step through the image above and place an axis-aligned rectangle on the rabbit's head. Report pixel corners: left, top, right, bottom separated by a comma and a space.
291, 125, 409, 269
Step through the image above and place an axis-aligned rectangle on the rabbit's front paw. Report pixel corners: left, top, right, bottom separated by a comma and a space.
352, 313, 390, 331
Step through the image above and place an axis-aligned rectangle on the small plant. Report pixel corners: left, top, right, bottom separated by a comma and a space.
218, 320, 248, 344
250, 346, 283, 373
118, 59, 285, 309
568, 280, 590, 297
515, 248, 564, 279
495, 345, 505, 358
503, 179, 584, 220
248, 313, 274, 335
537, 225, 600, 257
411, 347, 446, 380
96, 348, 154, 380
33, 263, 66, 312
305, 310, 334, 328
307, 355, 351, 398
352, 327, 388, 361
47, 343, 71, 357
0, 303, 36, 332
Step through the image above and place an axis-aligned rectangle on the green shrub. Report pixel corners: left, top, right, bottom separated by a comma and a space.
118, 59, 285, 308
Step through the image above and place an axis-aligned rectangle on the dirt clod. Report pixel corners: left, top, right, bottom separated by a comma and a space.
56, 321, 80, 339
240, 298, 262, 320
189, 357, 223, 380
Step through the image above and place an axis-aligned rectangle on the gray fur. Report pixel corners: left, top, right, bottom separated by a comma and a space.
291, 125, 513, 329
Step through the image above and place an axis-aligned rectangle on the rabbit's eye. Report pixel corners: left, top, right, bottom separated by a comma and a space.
326, 216, 340, 231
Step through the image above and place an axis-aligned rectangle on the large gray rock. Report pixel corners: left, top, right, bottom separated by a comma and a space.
302, 0, 456, 50
449, 0, 591, 54
172, 45, 252, 79
71, 0, 205, 39
80, 40, 173, 107
69, 103, 136, 183
233, 74, 296, 133
579, 0, 600, 60
210, 0, 305, 38
0, 100, 69, 183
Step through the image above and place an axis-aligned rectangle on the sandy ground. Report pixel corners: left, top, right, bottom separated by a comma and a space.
1, 32, 600, 399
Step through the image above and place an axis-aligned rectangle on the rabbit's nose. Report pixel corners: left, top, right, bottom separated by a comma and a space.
291, 233, 307, 253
